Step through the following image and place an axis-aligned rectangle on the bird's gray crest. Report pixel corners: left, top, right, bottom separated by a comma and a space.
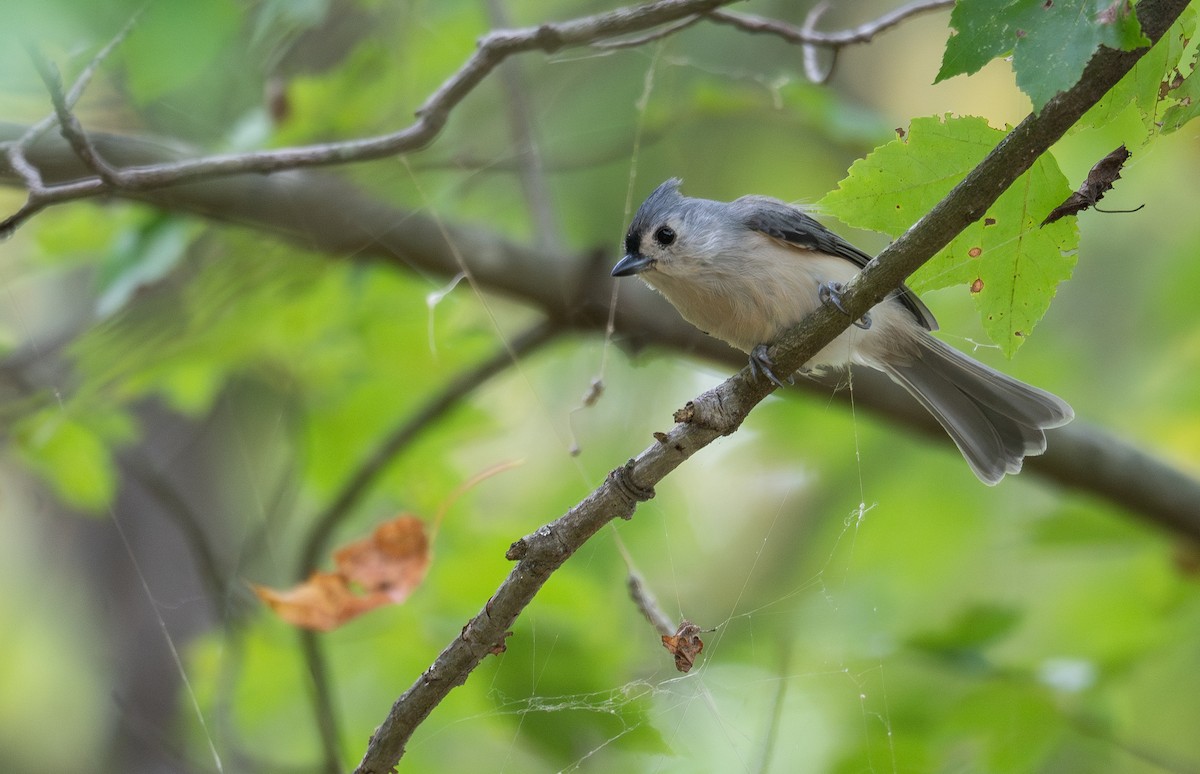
642, 177, 683, 211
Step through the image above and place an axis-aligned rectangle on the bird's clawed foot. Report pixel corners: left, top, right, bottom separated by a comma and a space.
818, 281, 872, 329
749, 344, 791, 388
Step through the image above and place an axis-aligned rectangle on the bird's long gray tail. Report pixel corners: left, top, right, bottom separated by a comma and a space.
882, 336, 1073, 485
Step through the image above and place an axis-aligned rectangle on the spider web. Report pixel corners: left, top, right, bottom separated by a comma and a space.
8, 4, 1179, 774
0, 19, 904, 774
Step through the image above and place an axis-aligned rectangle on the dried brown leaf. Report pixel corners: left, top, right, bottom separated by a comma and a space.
254, 514, 431, 631
661, 620, 705, 673
1041, 145, 1132, 225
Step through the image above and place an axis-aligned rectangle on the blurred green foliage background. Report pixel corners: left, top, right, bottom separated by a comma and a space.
1, 1, 1199, 772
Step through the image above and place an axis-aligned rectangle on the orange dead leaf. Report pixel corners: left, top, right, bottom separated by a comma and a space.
253, 573, 387, 632
661, 620, 704, 673
334, 515, 431, 602
254, 515, 431, 631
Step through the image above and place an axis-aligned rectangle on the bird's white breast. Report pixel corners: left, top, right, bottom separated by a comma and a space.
642, 238, 921, 371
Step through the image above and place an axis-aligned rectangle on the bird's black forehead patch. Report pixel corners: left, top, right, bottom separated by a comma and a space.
624, 228, 641, 256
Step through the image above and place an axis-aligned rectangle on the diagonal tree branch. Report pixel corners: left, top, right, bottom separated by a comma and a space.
4, 1, 1192, 769
351, 1, 1193, 769
0, 0, 1193, 768
3, 121, 1196, 537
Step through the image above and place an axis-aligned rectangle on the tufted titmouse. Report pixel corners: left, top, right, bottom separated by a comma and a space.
612, 179, 1073, 485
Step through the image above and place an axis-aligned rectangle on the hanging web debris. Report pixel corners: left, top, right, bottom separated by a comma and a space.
1041, 145, 1141, 225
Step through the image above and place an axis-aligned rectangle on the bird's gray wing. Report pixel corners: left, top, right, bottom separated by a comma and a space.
735, 195, 938, 331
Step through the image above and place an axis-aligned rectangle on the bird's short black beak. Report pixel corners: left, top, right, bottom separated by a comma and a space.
612, 252, 654, 277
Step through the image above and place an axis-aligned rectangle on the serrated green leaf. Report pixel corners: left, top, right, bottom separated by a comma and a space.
1095, 1, 1155, 49
958, 162, 1077, 354
1163, 48, 1200, 132
820, 115, 1000, 235
938, 0, 1151, 110
819, 114, 1076, 356
937, 0, 1025, 82
1080, 4, 1195, 132
896, 159, 1074, 356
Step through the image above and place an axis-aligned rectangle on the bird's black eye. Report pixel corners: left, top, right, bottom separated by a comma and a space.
654, 226, 676, 246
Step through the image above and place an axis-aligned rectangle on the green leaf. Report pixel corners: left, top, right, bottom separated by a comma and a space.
938, 0, 1151, 111
819, 114, 1076, 356
820, 116, 1003, 235
963, 163, 1077, 353
1163, 41, 1200, 132
1015, 0, 1151, 110
937, 0, 1024, 82
1081, 4, 1196, 132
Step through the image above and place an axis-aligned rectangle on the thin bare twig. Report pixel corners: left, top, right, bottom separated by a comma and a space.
593, 14, 705, 50
615, 533, 676, 636
2, 0, 954, 233
6, 0, 740, 207
353, 3, 1189, 768
26, 46, 119, 184
627, 571, 677, 637
3, 141, 45, 191
22, 7, 144, 147
4, 11, 141, 164
708, 0, 954, 48
2, 11, 140, 212
297, 320, 559, 578
802, 2, 834, 84
0, 176, 105, 235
